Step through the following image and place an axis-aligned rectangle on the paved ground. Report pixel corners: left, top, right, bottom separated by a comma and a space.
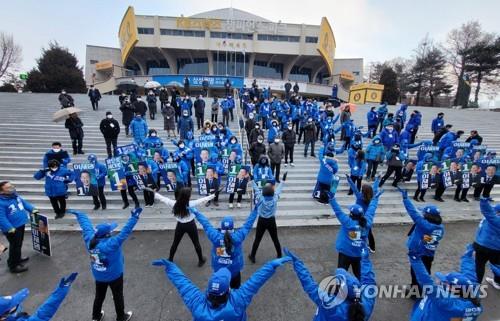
1, 222, 499, 321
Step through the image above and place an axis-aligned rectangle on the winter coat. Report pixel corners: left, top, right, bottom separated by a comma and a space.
147, 95, 157, 113
0, 194, 34, 233
330, 197, 379, 258
42, 150, 71, 169
119, 102, 135, 125
88, 88, 101, 101
403, 198, 444, 257
194, 98, 205, 116
178, 116, 194, 139
475, 199, 500, 251
34, 167, 74, 198
58, 93, 74, 108
194, 208, 258, 277
316, 157, 338, 185
249, 142, 266, 163
291, 254, 376, 321
340, 110, 351, 124
303, 123, 317, 144
244, 119, 256, 135
379, 128, 399, 150
161, 260, 283, 321
180, 99, 193, 116
281, 129, 296, 147
211, 101, 219, 115
99, 118, 120, 138
143, 136, 164, 150
267, 126, 280, 144
438, 132, 458, 150
92, 161, 107, 187
64, 117, 84, 139
377, 104, 388, 120
367, 110, 379, 126
133, 100, 148, 116
129, 118, 148, 145
74, 212, 138, 282
386, 150, 405, 168
349, 158, 367, 177
396, 104, 408, 125
431, 117, 444, 134
161, 105, 176, 130
252, 161, 275, 183
365, 137, 385, 162
267, 142, 284, 164
249, 129, 264, 145
159, 89, 169, 102
253, 181, 283, 218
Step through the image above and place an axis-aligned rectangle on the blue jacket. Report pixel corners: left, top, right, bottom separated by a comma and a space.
221, 99, 231, 112
291, 254, 376, 321
377, 104, 388, 120
92, 161, 107, 187
317, 156, 339, 185
178, 116, 194, 139
330, 197, 379, 258
431, 117, 444, 134
259, 102, 270, 117
409, 250, 483, 321
367, 110, 378, 126
181, 99, 193, 115
252, 164, 275, 183
9, 284, 73, 321
349, 158, 367, 177
396, 104, 408, 124
407, 113, 422, 129
267, 126, 280, 144
0, 194, 34, 233
365, 137, 385, 162
379, 128, 399, 150
475, 199, 500, 251
438, 132, 457, 150
253, 181, 283, 218
42, 150, 71, 168
194, 207, 258, 277
143, 136, 164, 150
162, 260, 283, 321
129, 118, 148, 144
34, 168, 74, 197
74, 212, 138, 282
403, 199, 444, 257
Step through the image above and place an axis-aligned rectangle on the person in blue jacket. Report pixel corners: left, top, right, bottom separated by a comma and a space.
366, 106, 379, 138
227, 95, 236, 121
285, 247, 376, 321
438, 130, 464, 159
376, 103, 388, 132
190, 203, 261, 289
128, 113, 148, 146
408, 244, 483, 320
0, 181, 38, 273
143, 129, 164, 150
259, 99, 271, 129
178, 110, 194, 140
395, 104, 408, 126
87, 154, 108, 211
0, 273, 78, 321
397, 188, 444, 298
348, 150, 367, 196
379, 124, 399, 151
152, 255, 291, 321
252, 155, 275, 185
69, 208, 142, 321
315, 145, 341, 204
431, 113, 445, 138
365, 136, 385, 181
329, 190, 383, 279
33, 159, 74, 219
227, 136, 243, 158
267, 120, 281, 144
473, 198, 500, 287
42, 142, 71, 168
406, 110, 422, 144
248, 172, 287, 263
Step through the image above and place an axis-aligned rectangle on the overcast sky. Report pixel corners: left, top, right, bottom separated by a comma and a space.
1, 0, 499, 72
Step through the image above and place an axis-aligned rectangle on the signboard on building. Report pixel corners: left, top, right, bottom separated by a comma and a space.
95, 60, 113, 71
119, 6, 139, 64
349, 83, 384, 104
153, 75, 244, 89
175, 16, 287, 34
317, 17, 336, 75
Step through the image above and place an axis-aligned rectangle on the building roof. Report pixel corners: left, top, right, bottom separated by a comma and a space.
190, 8, 271, 22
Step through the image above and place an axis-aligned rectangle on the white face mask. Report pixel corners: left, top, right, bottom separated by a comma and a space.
274, 139, 280, 144
151, 133, 157, 137
231, 140, 236, 144
288, 127, 292, 130
52, 148, 61, 153
179, 144, 185, 149
50, 167, 58, 171
107, 115, 113, 119
258, 140, 263, 143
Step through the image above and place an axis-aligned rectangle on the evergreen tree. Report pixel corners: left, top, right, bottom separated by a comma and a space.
379, 67, 399, 104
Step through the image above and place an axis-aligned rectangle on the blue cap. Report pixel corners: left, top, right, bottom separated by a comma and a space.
349, 204, 364, 216
95, 222, 118, 237
0, 288, 29, 315
220, 216, 234, 231
435, 272, 473, 287
420, 205, 441, 216
88, 154, 97, 162
207, 268, 231, 296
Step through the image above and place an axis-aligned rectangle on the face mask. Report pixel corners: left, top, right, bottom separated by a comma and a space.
231, 140, 236, 144
62, 91, 66, 94
52, 148, 61, 153
205, 129, 211, 134
387, 127, 393, 132
258, 139, 263, 144
50, 167, 58, 171
255, 125, 259, 129
274, 139, 280, 144
107, 115, 113, 119
151, 133, 157, 137
288, 126, 292, 130
179, 144, 185, 149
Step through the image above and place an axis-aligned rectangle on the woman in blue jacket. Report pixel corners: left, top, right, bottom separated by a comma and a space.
398, 188, 444, 298
474, 198, 500, 287
88, 154, 108, 211
252, 156, 275, 185
152, 256, 291, 321
128, 113, 148, 146
0, 273, 78, 321
364, 136, 385, 181
348, 150, 367, 196
69, 208, 142, 321
329, 190, 383, 279
33, 159, 74, 219
409, 245, 483, 320
285, 248, 376, 321
190, 203, 261, 288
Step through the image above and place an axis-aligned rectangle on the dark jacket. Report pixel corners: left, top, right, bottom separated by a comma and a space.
284, 82, 292, 92
133, 100, 148, 116
304, 123, 317, 143
194, 98, 206, 116
159, 89, 169, 102
100, 118, 120, 138
58, 93, 74, 108
65, 117, 84, 139
466, 135, 483, 145
293, 83, 299, 93
161, 105, 176, 130
88, 88, 101, 101
249, 128, 264, 145
282, 129, 296, 147
268, 142, 284, 164
250, 142, 266, 163
433, 127, 449, 145
245, 119, 256, 135
120, 102, 135, 125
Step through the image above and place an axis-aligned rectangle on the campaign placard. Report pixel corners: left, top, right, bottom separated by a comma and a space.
159, 161, 183, 192
417, 145, 439, 161
312, 175, 340, 200
440, 160, 453, 188
73, 162, 97, 196
30, 212, 51, 257
420, 162, 434, 190
195, 163, 208, 195
105, 157, 126, 191
220, 147, 232, 174
460, 161, 473, 189
226, 164, 250, 193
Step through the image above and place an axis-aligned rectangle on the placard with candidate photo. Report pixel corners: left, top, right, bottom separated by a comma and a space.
105, 157, 126, 191
30, 212, 52, 257
73, 162, 98, 196
226, 164, 250, 193
159, 162, 183, 192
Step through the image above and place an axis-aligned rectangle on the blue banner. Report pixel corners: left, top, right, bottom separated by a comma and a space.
153, 75, 244, 89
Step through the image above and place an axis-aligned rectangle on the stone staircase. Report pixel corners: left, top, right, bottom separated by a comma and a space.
0, 92, 499, 230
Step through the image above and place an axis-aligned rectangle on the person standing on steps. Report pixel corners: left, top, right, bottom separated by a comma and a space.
211, 97, 220, 123
161, 102, 176, 138
100, 111, 120, 158
34, 160, 74, 220
69, 208, 141, 321
132, 96, 147, 118
190, 203, 261, 289
282, 123, 296, 167
119, 96, 135, 137
146, 90, 157, 120
88, 85, 102, 111
88, 154, 107, 210
194, 95, 206, 131
159, 87, 169, 109
129, 113, 148, 147
303, 118, 317, 158
42, 142, 71, 169
248, 172, 287, 264
65, 112, 85, 155
268, 137, 284, 182
150, 187, 215, 266
0, 181, 39, 274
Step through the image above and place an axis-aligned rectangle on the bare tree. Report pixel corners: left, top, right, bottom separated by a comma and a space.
0, 32, 22, 81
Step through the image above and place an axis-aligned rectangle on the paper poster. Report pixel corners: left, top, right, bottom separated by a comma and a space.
30, 212, 51, 257
226, 164, 250, 194
73, 163, 97, 196
195, 164, 208, 195
105, 157, 126, 191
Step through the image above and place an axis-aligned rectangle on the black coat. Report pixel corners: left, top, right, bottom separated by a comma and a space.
282, 129, 296, 146
159, 90, 169, 102
133, 101, 148, 116
65, 117, 84, 139
249, 128, 264, 145
120, 102, 135, 125
303, 123, 317, 143
250, 142, 266, 163
194, 99, 205, 116
88, 88, 101, 101
284, 82, 292, 92
100, 118, 120, 138
245, 119, 256, 135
